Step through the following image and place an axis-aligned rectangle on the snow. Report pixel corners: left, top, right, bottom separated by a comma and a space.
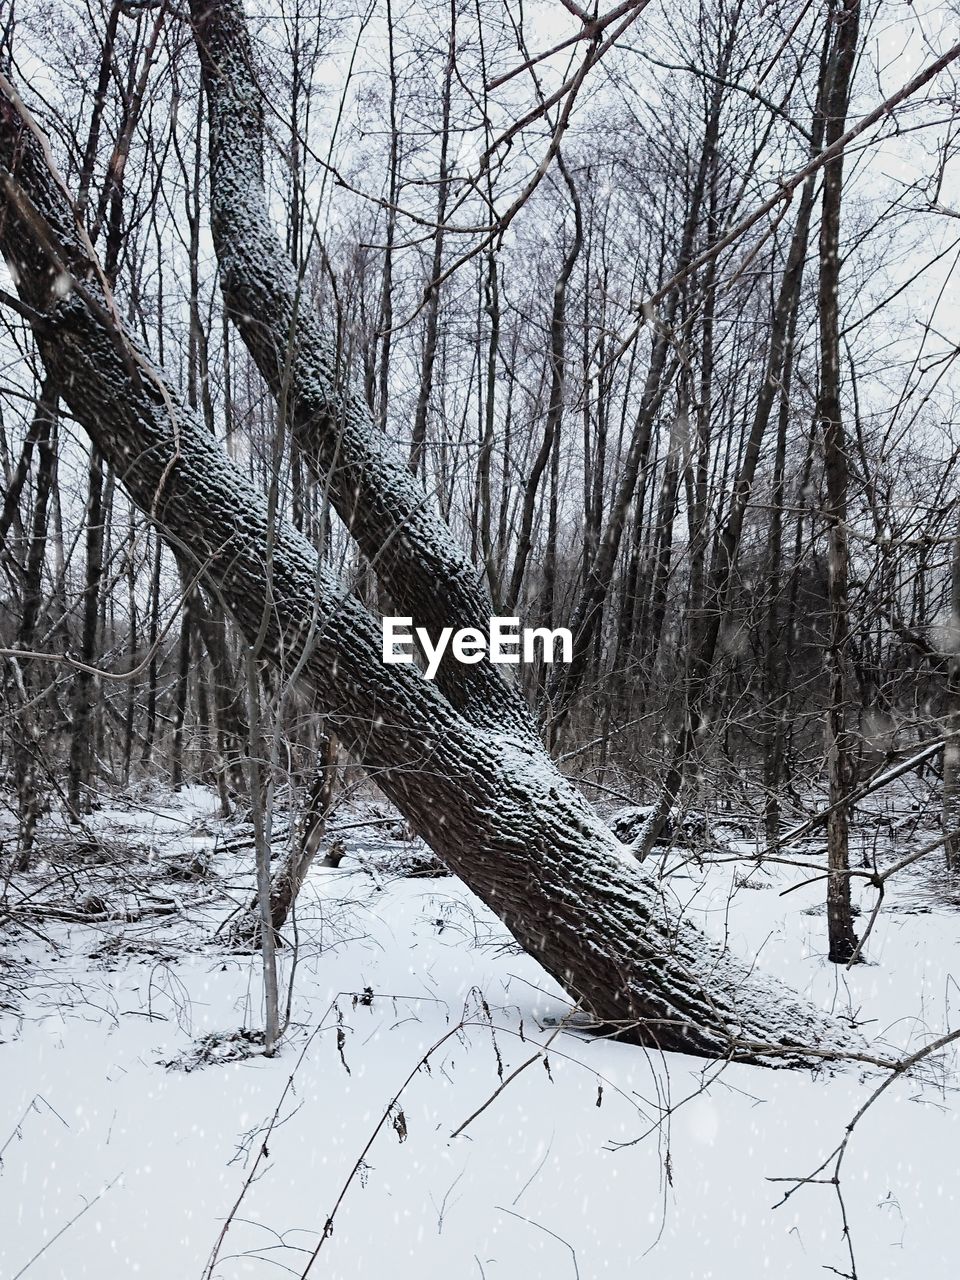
2, 785, 958, 1278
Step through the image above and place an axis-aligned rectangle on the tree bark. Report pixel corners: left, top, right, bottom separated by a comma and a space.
139, 529, 162, 768
187, 0, 529, 740
67, 445, 104, 817
818, 0, 861, 963
11, 380, 57, 869
944, 528, 960, 874
0, 47, 854, 1063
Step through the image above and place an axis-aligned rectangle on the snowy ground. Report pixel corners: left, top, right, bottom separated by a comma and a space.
1, 783, 958, 1279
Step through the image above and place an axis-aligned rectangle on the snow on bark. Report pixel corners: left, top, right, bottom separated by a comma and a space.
0, 67, 858, 1064
188, 0, 532, 741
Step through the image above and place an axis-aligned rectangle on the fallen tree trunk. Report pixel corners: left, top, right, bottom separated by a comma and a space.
0, 65, 855, 1062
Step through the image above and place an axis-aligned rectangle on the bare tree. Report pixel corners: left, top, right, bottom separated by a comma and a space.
818, 0, 861, 963
0, 30, 853, 1061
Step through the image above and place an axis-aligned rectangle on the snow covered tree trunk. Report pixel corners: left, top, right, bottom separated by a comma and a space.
1, 66, 856, 1063
187, 0, 531, 742
944, 530, 960, 874
818, 0, 861, 963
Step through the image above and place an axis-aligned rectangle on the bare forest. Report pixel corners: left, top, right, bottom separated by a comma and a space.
2, 1, 960, 1276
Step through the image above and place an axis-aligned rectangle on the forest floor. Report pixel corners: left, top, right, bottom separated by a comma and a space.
1, 779, 958, 1279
